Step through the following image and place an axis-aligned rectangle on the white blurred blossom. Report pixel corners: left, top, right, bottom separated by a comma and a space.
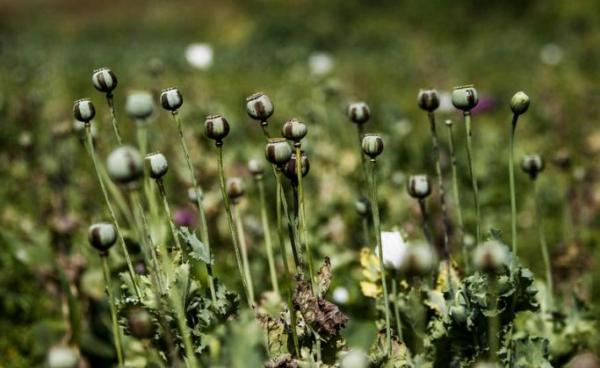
540, 43, 564, 66
341, 349, 369, 368
375, 231, 409, 270
185, 43, 214, 70
332, 286, 350, 304
309, 52, 334, 76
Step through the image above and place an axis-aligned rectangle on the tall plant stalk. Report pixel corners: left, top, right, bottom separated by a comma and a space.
256, 177, 280, 296
106, 94, 123, 145
100, 255, 124, 367
84, 125, 141, 298
446, 120, 467, 271
232, 203, 256, 305
464, 112, 481, 245
509, 115, 518, 256
172, 111, 217, 304
295, 145, 315, 290
367, 159, 392, 354
533, 179, 553, 308
155, 179, 187, 259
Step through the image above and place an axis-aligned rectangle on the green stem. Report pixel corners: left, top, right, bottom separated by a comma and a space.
509, 115, 518, 256
464, 112, 481, 245
215, 143, 251, 307
137, 121, 160, 225
368, 159, 392, 355
257, 178, 280, 296
533, 178, 553, 308
85, 125, 141, 298
155, 179, 187, 258
488, 278, 499, 361
275, 169, 301, 357
101, 256, 124, 367
446, 122, 468, 272
418, 199, 433, 245
173, 111, 217, 304
295, 145, 315, 290
392, 274, 403, 341
106, 94, 122, 146
362, 216, 371, 247
233, 203, 256, 305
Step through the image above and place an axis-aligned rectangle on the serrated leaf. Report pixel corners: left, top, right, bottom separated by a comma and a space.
177, 227, 212, 264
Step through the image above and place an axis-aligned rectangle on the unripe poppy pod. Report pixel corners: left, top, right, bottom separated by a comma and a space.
92, 67, 118, 94
282, 118, 307, 142
248, 159, 265, 178
473, 240, 510, 274
227, 177, 245, 203
73, 98, 96, 123
246, 92, 274, 121
361, 133, 384, 159
417, 89, 440, 112
106, 146, 144, 184
204, 114, 230, 141
407, 175, 431, 199
284, 151, 310, 182
451, 85, 479, 111
127, 307, 155, 339
160, 87, 183, 111
510, 91, 530, 115
521, 154, 544, 179
347, 102, 370, 124
145, 152, 168, 179
88, 222, 117, 253
126, 91, 154, 120
265, 138, 292, 166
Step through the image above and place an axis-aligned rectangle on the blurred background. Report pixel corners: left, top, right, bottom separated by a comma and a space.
2, 0, 600, 366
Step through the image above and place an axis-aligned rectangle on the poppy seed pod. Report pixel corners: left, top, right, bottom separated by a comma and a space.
145, 152, 168, 179
265, 138, 292, 166
246, 92, 274, 121
473, 240, 510, 274
92, 67, 118, 94
106, 146, 144, 184
126, 91, 154, 120
451, 85, 479, 111
88, 223, 117, 253
407, 175, 432, 199
284, 151, 310, 182
417, 89, 440, 112
354, 198, 370, 217
248, 159, 265, 179
361, 133, 384, 159
226, 177, 245, 203
187, 187, 203, 204
521, 154, 544, 179
347, 102, 370, 124
282, 118, 308, 143
160, 87, 183, 111
127, 307, 155, 339
510, 91, 530, 115
204, 114, 230, 142
73, 98, 96, 123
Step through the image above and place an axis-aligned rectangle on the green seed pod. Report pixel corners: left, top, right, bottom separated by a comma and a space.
145, 152, 168, 179
106, 146, 144, 184
347, 102, 370, 124
417, 89, 440, 112
187, 187, 203, 204
265, 138, 292, 166
521, 154, 544, 179
248, 159, 264, 179
473, 240, 510, 274
127, 307, 155, 339
361, 133, 384, 159
126, 91, 154, 120
510, 91, 530, 115
451, 85, 479, 111
160, 87, 183, 111
282, 118, 307, 143
88, 222, 117, 254
92, 67, 118, 94
284, 151, 310, 182
354, 198, 370, 217
204, 114, 230, 142
246, 92, 274, 121
407, 174, 431, 199
227, 177, 245, 204
73, 98, 96, 123
399, 242, 436, 277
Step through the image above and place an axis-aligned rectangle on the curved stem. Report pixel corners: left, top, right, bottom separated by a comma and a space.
464, 112, 481, 245
101, 256, 124, 367
533, 178, 553, 308
233, 203, 256, 305
216, 143, 251, 307
368, 159, 392, 355
173, 112, 217, 304
257, 178, 280, 296
446, 122, 468, 272
106, 94, 122, 145
509, 115, 518, 256
85, 125, 140, 298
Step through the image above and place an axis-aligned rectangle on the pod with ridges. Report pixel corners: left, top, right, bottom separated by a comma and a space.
73, 98, 96, 123
246, 92, 274, 122
88, 223, 117, 254
282, 118, 307, 143
347, 102, 370, 124
145, 152, 168, 179
417, 89, 440, 112
106, 146, 144, 184
92, 67, 118, 94
204, 114, 230, 142
160, 87, 183, 111
451, 85, 479, 111
407, 174, 432, 199
265, 138, 292, 166
361, 133, 384, 159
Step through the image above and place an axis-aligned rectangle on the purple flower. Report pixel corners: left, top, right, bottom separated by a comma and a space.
471, 95, 496, 114
173, 208, 197, 228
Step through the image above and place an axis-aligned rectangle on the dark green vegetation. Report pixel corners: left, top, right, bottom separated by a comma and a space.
2, 0, 600, 367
